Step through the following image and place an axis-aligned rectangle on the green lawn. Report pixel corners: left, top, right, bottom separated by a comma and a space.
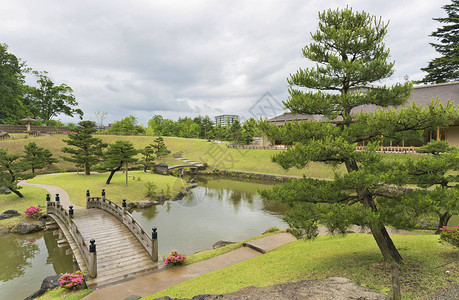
0, 186, 48, 229
145, 234, 458, 299
28, 172, 187, 207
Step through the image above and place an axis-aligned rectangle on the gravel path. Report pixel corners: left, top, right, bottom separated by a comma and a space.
19, 180, 84, 209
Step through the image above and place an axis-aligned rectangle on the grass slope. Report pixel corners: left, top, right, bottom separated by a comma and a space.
28, 172, 186, 207
145, 234, 458, 299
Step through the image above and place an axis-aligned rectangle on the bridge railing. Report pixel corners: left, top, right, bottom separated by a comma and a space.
46, 194, 97, 278
86, 190, 158, 262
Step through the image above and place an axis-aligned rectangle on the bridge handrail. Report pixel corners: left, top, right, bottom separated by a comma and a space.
46, 202, 94, 276
87, 197, 154, 258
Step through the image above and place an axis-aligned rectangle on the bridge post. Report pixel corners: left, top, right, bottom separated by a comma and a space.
88, 239, 97, 278
152, 227, 158, 262
122, 199, 127, 214
86, 190, 90, 208
55, 194, 60, 208
46, 194, 51, 211
68, 206, 74, 225
101, 189, 105, 201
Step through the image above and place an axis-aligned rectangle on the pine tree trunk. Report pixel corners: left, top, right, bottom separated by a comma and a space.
11, 189, 24, 198
85, 161, 90, 175
369, 222, 403, 263
106, 165, 122, 184
435, 212, 452, 234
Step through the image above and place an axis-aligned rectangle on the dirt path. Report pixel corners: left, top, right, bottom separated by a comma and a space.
19, 180, 84, 209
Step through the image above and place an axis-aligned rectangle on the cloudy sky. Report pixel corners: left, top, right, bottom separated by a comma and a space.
1, 0, 449, 126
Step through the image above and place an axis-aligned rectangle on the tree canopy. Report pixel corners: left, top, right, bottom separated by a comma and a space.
23, 142, 58, 173
419, 0, 459, 83
260, 7, 459, 263
100, 140, 138, 184
61, 120, 107, 175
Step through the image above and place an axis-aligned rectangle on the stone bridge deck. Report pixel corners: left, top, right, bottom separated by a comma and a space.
70, 209, 159, 288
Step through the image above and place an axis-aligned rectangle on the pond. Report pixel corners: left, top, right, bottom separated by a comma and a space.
130, 177, 289, 255
0, 231, 76, 300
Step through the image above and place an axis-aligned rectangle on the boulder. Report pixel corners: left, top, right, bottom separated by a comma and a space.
154, 163, 169, 175
134, 200, 154, 208
0, 209, 21, 220
10, 222, 41, 234
155, 277, 390, 300
171, 191, 185, 201
24, 274, 60, 300
126, 202, 136, 210
188, 183, 198, 189
0, 228, 9, 236
156, 195, 166, 202
0, 186, 11, 194
212, 240, 236, 249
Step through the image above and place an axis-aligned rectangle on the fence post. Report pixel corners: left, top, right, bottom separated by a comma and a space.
101, 189, 105, 201
55, 194, 60, 208
391, 263, 401, 300
86, 190, 90, 208
122, 199, 127, 214
89, 239, 97, 278
152, 227, 158, 262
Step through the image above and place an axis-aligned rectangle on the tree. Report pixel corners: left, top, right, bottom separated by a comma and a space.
152, 136, 170, 159
0, 149, 35, 197
24, 71, 83, 121
61, 120, 107, 175
0, 43, 29, 124
108, 115, 145, 135
228, 120, 242, 142
259, 7, 459, 263
100, 140, 138, 184
139, 145, 156, 172
419, 0, 459, 83
242, 118, 260, 144
23, 142, 58, 173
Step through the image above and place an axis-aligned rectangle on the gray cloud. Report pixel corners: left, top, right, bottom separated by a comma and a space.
1, 0, 450, 125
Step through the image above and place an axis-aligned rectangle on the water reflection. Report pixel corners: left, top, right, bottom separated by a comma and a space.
0, 231, 75, 300
131, 177, 288, 255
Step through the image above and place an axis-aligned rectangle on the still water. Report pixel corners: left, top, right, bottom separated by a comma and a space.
0, 231, 76, 300
131, 177, 288, 255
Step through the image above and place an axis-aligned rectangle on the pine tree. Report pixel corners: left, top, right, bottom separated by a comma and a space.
23, 142, 58, 173
61, 120, 107, 175
100, 140, 138, 184
419, 0, 459, 83
260, 7, 459, 263
0, 149, 35, 197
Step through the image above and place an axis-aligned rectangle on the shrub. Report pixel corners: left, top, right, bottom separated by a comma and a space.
164, 250, 187, 266
144, 182, 157, 199
59, 270, 84, 290
439, 225, 459, 248
264, 226, 280, 234
23, 206, 43, 220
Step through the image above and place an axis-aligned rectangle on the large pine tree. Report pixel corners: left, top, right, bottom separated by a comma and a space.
260, 7, 459, 263
419, 0, 459, 83
62, 121, 106, 175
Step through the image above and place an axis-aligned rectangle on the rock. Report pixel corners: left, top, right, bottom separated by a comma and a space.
188, 183, 198, 189
127, 202, 136, 209
156, 195, 166, 202
155, 277, 390, 300
10, 222, 41, 234
212, 240, 236, 249
154, 163, 169, 175
24, 274, 61, 300
0, 209, 21, 220
0, 228, 9, 236
0, 186, 11, 194
171, 191, 185, 201
188, 178, 196, 184
134, 200, 155, 208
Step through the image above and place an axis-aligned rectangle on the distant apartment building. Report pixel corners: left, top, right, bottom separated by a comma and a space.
214, 115, 240, 127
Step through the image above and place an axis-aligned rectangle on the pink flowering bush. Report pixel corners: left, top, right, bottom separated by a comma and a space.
59, 270, 84, 290
23, 206, 43, 220
164, 250, 186, 266
439, 225, 459, 248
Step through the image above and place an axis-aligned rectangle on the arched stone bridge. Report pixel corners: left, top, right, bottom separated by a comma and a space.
45, 190, 160, 288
